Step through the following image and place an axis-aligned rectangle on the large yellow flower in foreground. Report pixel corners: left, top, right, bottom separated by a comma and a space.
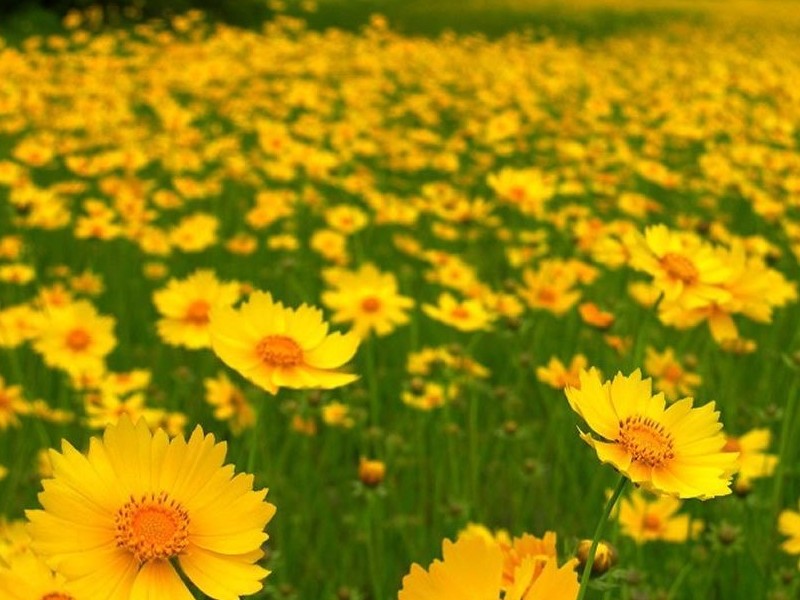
27, 416, 276, 600
398, 536, 578, 600
565, 368, 738, 499
210, 291, 359, 394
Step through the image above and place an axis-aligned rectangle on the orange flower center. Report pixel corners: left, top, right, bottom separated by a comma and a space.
361, 297, 382, 313
41, 594, 75, 600
660, 253, 699, 285
537, 288, 556, 304
450, 306, 470, 320
663, 363, 683, 382
618, 415, 675, 467
115, 492, 189, 563
256, 335, 303, 367
642, 513, 662, 531
184, 300, 211, 325
722, 437, 741, 453
65, 328, 91, 351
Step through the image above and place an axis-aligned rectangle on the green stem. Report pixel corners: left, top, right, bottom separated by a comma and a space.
364, 335, 380, 437
246, 397, 265, 474
577, 476, 627, 600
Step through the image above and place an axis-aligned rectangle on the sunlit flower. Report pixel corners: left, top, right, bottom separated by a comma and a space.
618, 488, 703, 544
204, 372, 255, 434
398, 535, 578, 600
536, 355, 589, 390
422, 293, 494, 332
33, 300, 116, 376
27, 416, 276, 599
210, 291, 359, 395
565, 368, 738, 499
154, 269, 240, 349
0, 550, 78, 600
644, 347, 701, 401
723, 428, 778, 484
321, 263, 414, 338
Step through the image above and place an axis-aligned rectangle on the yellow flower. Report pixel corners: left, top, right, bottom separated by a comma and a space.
422, 293, 494, 332
0, 551, 78, 600
33, 300, 116, 376
27, 416, 276, 600
723, 428, 778, 484
618, 489, 703, 544
321, 401, 355, 428
565, 368, 738, 499
153, 269, 240, 349
644, 346, 701, 402
398, 536, 578, 600
779, 504, 800, 564
209, 291, 359, 395
322, 263, 414, 338
204, 372, 255, 434
0, 377, 29, 430
536, 355, 589, 390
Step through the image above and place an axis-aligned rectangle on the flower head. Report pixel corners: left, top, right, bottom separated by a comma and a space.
210, 291, 359, 394
26, 416, 276, 600
565, 368, 738, 499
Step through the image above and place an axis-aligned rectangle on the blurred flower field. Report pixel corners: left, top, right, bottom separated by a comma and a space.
1, 2, 800, 598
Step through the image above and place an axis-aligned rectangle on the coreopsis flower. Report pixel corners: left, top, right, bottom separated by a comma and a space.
565, 368, 738, 499
209, 291, 359, 395
32, 300, 116, 376
398, 536, 578, 600
779, 503, 800, 566
644, 347, 701, 401
204, 372, 255, 434
628, 225, 730, 307
0, 304, 43, 348
321, 401, 354, 428
422, 293, 494, 332
358, 457, 386, 487
536, 355, 589, 390
153, 269, 240, 349
487, 167, 555, 217
321, 263, 414, 338
517, 263, 582, 316
578, 302, 615, 329
0, 550, 78, 600
618, 489, 703, 544
27, 416, 276, 599
0, 377, 29, 429
723, 428, 778, 484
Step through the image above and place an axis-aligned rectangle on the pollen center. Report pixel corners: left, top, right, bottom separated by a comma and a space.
66, 328, 91, 351
184, 300, 211, 325
663, 363, 683, 382
115, 492, 189, 563
450, 306, 470, 320
660, 253, 699, 285
41, 594, 76, 600
256, 335, 303, 366
618, 415, 675, 467
361, 297, 381, 313
642, 513, 662, 531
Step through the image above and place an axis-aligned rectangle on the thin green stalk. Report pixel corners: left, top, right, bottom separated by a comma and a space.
577, 476, 628, 600
364, 335, 380, 434
246, 398, 265, 474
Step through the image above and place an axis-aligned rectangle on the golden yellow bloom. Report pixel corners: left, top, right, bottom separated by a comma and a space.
0, 550, 78, 600
536, 355, 589, 390
779, 504, 800, 564
422, 293, 494, 332
644, 347, 701, 402
0, 304, 43, 348
27, 416, 276, 600
154, 270, 240, 349
565, 368, 738, 499
204, 372, 255, 434
398, 536, 578, 600
321, 263, 414, 338
210, 291, 359, 395
618, 489, 703, 544
33, 300, 116, 376
321, 401, 355, 428
0, 377, 29, 430
358, 457, 386, 487
723, 428, 778, 484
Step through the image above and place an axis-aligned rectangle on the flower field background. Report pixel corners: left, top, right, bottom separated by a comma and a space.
2, 0, 800, 598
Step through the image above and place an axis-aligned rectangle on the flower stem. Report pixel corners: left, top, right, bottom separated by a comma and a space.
577, 476, 627, 600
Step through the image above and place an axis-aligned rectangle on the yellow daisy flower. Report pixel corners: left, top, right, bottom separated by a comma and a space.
321, 263, 414, 338
0, 551, 78, 600
209, 291, 359, 395
618, 489, 703, 544
26, 416, 276, 600
723, 428, 778, 484
779, 503, 800, 565
153, 269, 241, 350
398, 536, 578, 600
32, 300, 116, 376
422, 292, 494, 332
565, 368, 738, 499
